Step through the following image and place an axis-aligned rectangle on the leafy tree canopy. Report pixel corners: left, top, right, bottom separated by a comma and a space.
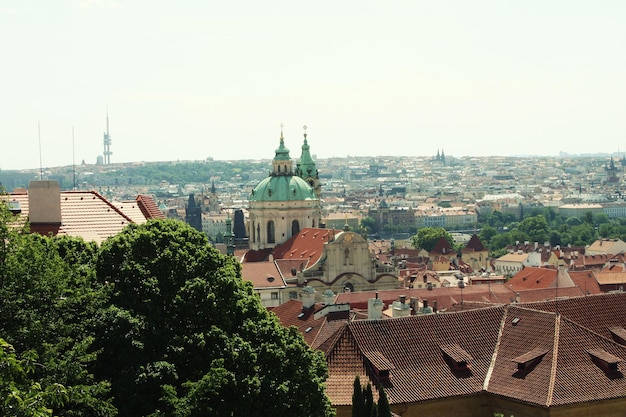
411, 227, 454, 252
94, 219, 333, 417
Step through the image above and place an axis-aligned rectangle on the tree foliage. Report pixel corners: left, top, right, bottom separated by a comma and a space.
352, 376, 391, 417
94, 219, 333, 417
0, 202, 115, 416
411, 227, 454, 252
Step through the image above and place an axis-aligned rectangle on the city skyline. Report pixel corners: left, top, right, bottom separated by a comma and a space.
2, 1, 626, 170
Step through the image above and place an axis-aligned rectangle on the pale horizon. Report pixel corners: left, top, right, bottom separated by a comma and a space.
2, 1, 625, 170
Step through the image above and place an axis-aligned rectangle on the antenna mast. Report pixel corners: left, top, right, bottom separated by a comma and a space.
72, 127, 77, 190
103, 108, 112, 165
38, 121, 43, 180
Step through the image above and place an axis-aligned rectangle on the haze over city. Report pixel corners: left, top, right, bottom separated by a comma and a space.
2, 0, 626, 171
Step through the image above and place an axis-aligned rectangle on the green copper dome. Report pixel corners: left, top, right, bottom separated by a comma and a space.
250, 175, 316, 202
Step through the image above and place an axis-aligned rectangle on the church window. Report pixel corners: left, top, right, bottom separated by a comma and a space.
252, 222, 255, 242
256, 224, 260, 243
267, 221, 275, 244
292, 220, 300, 236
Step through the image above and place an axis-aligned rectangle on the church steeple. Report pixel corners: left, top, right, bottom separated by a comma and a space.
272, 125, 293, 176
296, 125, 321, 198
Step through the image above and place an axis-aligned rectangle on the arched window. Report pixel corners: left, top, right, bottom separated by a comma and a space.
252, 221, 256, 243
292, 220, 300, 236
256, 224, 260, 244
267, 221, 275, 244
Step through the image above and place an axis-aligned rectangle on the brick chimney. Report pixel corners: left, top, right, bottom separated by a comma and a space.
28, 180, 61, 225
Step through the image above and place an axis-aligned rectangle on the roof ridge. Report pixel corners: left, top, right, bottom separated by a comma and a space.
483, 307, 508, 391
90, 190, 135, 224
546, 314, 560, 406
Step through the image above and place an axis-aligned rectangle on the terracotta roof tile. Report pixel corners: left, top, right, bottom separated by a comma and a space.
7, 191, 135, 244
325, 293, 626, 409
136, 195, 165, 220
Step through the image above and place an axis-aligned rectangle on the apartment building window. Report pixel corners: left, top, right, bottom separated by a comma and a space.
271, 292, 279, 300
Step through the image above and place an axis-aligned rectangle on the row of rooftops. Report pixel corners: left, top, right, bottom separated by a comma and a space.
272, 288, 626, 412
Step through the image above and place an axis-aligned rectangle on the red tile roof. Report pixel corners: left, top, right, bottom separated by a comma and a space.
270, 299, 350, 351
463, 234, 487, 252
136, 195, 165, 220
6, 191, 136, 244
240, 261, 285, 289
507, 266, 579, 292
326, 294, 626, 408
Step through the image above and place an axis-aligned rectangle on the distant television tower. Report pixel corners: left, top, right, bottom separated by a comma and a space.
103, 110, 112, 165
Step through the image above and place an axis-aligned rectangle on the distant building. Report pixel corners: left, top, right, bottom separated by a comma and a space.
368, 199, 415, 233
184, 193, 202, 232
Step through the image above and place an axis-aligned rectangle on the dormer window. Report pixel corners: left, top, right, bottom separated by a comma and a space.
440, 343, 472, 372
363, 350, 394, 382
512, 347, 548, 375
609, 327, 626, 346
588, 348, 623, 376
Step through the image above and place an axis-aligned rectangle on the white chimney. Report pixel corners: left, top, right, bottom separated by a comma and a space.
392, 295, 411, 318
28, 180, 61, 225
301, 286, 316, 309
368, 293, 384, 320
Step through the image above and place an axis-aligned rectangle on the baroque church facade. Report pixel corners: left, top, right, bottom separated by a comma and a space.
248, 127, 322, 251
242, 128, 400, 306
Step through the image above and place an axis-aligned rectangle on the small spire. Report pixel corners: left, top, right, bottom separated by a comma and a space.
303, 124, 307, 141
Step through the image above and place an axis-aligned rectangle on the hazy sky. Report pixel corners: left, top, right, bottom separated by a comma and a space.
2, 1, 626, 170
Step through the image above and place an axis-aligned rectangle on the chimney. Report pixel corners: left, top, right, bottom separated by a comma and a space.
28, 180, 61, 225
322, 289, 335, 306
368, 294, 384, 320
392, 295, 411, 318
301, 286, 316, 309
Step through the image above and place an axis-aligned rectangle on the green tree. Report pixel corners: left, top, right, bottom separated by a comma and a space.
377, 387, 391, 417
352, 376, 365, 417
360, 216, 377, 234
0, 200, 115, 416
411, 227, 453, 252
0, 338, 69, 417
364, 383, 374, 417
517, 214, 549, 244
94, 219, 333, 417
479, 226, 498, 248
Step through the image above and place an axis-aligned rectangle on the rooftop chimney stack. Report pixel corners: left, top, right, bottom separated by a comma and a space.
301, 286, 316, 309
28, 180, 61, 225
368, 296, 384, 320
